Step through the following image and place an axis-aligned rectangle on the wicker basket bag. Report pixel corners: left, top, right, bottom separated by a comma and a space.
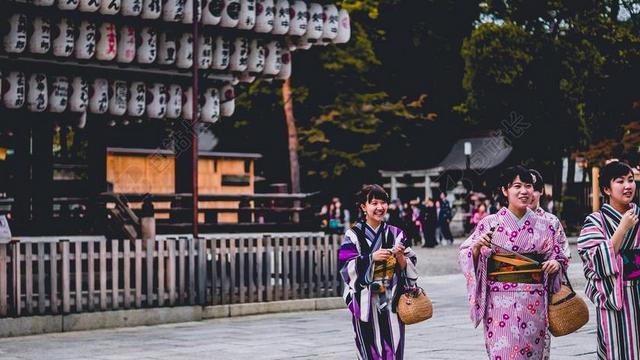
397, 286, 433, 325
548, 271, 589, 337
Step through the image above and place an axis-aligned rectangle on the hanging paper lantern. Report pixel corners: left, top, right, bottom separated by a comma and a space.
69, 76, 88, 113
237, 0, 256, 30
220, 0, 241, 28
334, 9, 350, 44
100, 0, 121, 15
157, 32, 177, 65
246, 39, 265, 75
89, 78, 109, 114
262, 40, 281, 75
202, 0, 223, 25
276, 47, 291, 79
136, 27, 157, 64
48, 76, 69, 113
182, 0, 201, 24
321, 4, 338, 43
3, 72, 26, 109
288, 1, 307, 36
162, 0, 185, 21
52, 18, 75, 57
127, 81, 145, 116
121, 0, 143, 16
146, 83, 167, 119
79, 0, 100, 12
75, 20, 97, 60
200, 87, 220, 123
302, 3, 322, 43
142, 0, 162, 19
166, 84, 182, 119
272, 0, 289, 35
96, 22, 118, 61
229, 37, 249, 72
219, 83, 235, 117
29, 17, 52, 55
176, 33, 193, 69
4, 14, 28, 54
27, 73, 48, 113
109, 80, 128, 116
181, 86, 194, 120
211, 36, 230, 70
198, 35, 213, 69
238, 72, 255, 83
117, 25, 136, 63
254, 0, 274, 33
77, 112, 87, 128
57, 0, 79, 10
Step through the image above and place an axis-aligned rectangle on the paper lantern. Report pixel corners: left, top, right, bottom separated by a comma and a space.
157, 32, 177, 65
303, 3, 322, 43
29, 17, 51, 54
89, 78, 109, 114
75, 20, 96, 60
166, 84, 182, 119
202, 0, 223, 25
96, 22, 118, 61
334, 9, 350, 44
4, 14, 27, 54
276, 47, 291, 79
2, 72, 26, 109
162, 0, 185, 21
136, 27, 157, 64
219, 83, 235, 117
321, 4, 338, 43
272, 0, 289, 35
229, 37, 249, 72
200, 87, 220, 123
77, 112, 87, 129
220, 0, 241, 28
127, 81, 146, 116
109, 80, 128, 116
288, 1, 307, 36
33, 0, 55, 5
254, 0, 274, 33
121, 0, 143, 16
246, 39, 265, 74
198, 35, 213, 69
238, 72, 255, 83
176, 33, 193, 69
237, 0, 256, 30
181, 86, 194, 120
57, 0, 79, 10
182, 0, 201, 24
262, 40, 281, 75
146, 83, 167, 119
69, 77, 88, 113
100, 0, 121, 14
79, 0, 100, 12
117, 25, 136, 63
27, 73, 48, 113
142, 0, 162, 19
52, 18, 75, 57
211, 36, 230, 70
48, 76, 69, 113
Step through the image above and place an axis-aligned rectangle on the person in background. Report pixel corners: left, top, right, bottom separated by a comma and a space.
439, 192, 454, 244
420, 198, 438, 248
470, 203, 488, 229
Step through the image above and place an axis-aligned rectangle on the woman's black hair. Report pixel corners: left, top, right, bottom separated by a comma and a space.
599, 161, 634, 193
498, 165, 534, 189
355, 184, 390, 206
529, 169, 544, 193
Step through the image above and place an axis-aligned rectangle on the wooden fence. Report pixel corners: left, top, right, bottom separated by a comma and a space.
0, 233, 343, 317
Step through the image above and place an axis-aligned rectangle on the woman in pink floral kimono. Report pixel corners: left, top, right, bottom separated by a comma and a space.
459, 166, 569, 359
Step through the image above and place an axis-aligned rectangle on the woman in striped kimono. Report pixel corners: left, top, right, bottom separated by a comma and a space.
578, 161, 640, 359
459, 166, 568, 359
339, 184, 419, 360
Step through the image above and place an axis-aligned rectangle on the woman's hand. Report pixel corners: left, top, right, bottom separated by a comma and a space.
621, 209, 639, 232
372, 248, 392, 262
541, 260, 561, 275
472, 233, 492, 259
394, 244, 407, 269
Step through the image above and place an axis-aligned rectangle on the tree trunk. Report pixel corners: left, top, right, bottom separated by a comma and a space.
282, 78, 301, 194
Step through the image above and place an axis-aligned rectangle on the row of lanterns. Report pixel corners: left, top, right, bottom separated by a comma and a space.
3, 14, 295, 78
6, 0, 351, 43
1, 71, 235, 123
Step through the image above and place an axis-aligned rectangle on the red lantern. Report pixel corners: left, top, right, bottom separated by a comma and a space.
96, 22, 118, 61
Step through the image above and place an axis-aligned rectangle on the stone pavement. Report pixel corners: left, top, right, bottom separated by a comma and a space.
0, 240, 598, 360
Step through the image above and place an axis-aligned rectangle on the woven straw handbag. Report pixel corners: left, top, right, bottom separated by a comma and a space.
548, 271, 589, 337
397, 286, 433, 325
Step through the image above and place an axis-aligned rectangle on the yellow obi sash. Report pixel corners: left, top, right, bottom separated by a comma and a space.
488, 253, 544, 284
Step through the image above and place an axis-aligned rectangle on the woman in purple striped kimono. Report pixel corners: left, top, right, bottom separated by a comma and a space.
459, 166, 568, 359
577, 161, 640, 359
339, 184, 419, 360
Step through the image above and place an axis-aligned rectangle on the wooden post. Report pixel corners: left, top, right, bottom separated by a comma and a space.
0, 244, 8, 316
592, 167, 601, 212
74, 241, 82, 312
61, 240, 70, 313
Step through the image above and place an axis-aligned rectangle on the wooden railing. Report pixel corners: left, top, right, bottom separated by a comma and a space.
0, 232, 343, 317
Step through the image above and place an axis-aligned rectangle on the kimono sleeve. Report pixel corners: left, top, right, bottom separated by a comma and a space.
542, 218, 570, 292
394, 228, 419, 286
338, 229, 374, 320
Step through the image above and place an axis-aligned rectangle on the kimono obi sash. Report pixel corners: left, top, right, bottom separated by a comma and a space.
621, 249, 640, 281
488, 253, 544, 284
372, 256, 397, 293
